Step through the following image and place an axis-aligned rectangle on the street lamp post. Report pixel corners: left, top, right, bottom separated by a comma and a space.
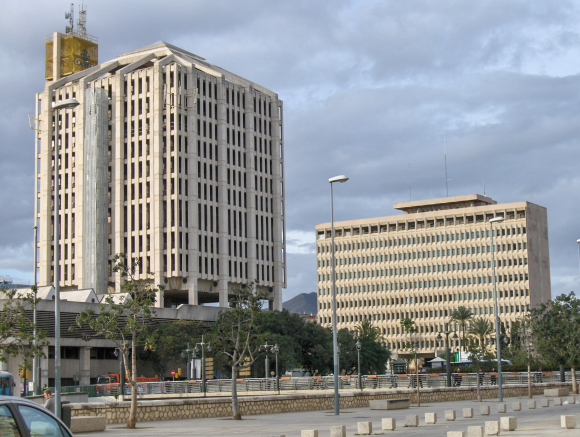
271, 344, 280, 395
437, 325, 458, 388
336, 346, 341, 377
194, 335, 211, 396
181, 344, 194, 380
32, 225, 40, 395
52, 98, 80, 418
113, 347, 125, 401
490, 216, 505, 402
329, 174, 349, 416
356, 340, 362, 391
260, 342, 271, 381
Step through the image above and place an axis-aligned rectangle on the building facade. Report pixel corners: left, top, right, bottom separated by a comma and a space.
35, 40, 286, 309
315, 194, 550, 362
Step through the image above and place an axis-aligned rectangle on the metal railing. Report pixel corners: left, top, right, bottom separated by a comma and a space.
53, 371, 572, 398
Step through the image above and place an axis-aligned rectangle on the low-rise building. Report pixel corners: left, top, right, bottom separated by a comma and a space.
315, 194, 550, 363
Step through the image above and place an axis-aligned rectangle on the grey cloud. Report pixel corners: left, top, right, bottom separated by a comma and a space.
1, 1, 580, 299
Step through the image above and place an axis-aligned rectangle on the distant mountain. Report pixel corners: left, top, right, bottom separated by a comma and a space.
283, 292, 317, 315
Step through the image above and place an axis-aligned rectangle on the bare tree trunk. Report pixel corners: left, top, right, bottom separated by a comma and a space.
572, 366, 578, 395
476, 365, 481, 402
127, 338, 138, 429
231, 366, 241, 420
527, 362, 532, 399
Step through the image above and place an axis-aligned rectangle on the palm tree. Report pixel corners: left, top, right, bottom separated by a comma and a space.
467, 317, 494, 401
468, 317, 494, 348
450, 306, 473, 356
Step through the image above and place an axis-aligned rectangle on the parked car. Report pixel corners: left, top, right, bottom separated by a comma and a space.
0, 396, 72, 436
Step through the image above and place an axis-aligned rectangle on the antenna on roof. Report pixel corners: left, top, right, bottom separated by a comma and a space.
65, 3, 74, 34
444, 135, 451, 197
408, 164, 411, 201
482, 177, 486, 196
77, 4, 88, 40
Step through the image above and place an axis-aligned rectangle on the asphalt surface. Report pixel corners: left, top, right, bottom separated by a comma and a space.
76, 394, 580, 436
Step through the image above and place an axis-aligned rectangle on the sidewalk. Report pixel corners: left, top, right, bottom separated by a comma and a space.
75, 394, 580, 436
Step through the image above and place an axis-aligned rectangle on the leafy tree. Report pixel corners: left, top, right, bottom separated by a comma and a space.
139, 319, 204, 378
466, 317, 494, 401
400, 318, 421, 406
208, 281, 266, 420
0, 286, 48, 387
337, 328, 357, 375
252, 309, 307, 377
531, 292, 580, 394
73, 254, 161, 429
297, 321, 333, 375
356, 319, 391, 374
450, 306, 472, 355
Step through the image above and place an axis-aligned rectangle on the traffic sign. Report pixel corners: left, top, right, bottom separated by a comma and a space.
171, 370, 176, 376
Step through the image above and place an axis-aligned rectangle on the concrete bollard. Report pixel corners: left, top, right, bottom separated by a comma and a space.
301, 431, 318, 437
500, 416, 517, 431
405, 415, 419, 427
561, 415, 577, 429
496, 403, 506, 413
467, 426, 484, 437
445, 410, 456, 421
554, 397, 563, 406
567, 396, 576, 404
330, 425, 346, 437
512, 402, 521, 411
382, 418, 396, 431
480, 405, 490, 416
425, 412, 437, 424
447, 432, 465, 437
527, 400, 536, 409
463, 407, 474, 418
484, 421, 500, 436
540, 399, 549, 407
357, 422, 372, 435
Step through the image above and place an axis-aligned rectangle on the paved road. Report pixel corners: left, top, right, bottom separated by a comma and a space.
76, 395, 580, 436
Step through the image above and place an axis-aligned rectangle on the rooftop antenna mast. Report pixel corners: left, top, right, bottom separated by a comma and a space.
77, 4, 88, 40
65, 3, 74, 35
408, 164, 412, 201
482, 177, 486, 196
444, 135, 451, 197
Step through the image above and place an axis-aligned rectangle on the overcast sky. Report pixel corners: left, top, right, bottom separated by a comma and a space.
1, 1, 580, 301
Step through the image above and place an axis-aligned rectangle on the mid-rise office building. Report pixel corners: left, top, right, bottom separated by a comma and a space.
35, 38, 286, 309
315, 194, 550, 362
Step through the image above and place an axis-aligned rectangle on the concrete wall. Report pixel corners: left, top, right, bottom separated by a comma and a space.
69, 381, 571, 424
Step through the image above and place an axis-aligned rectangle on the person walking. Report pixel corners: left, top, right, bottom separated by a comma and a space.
43, 389, 55, 414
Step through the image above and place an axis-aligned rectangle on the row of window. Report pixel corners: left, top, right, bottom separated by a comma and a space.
319, 288, 528, 303
320, 260, 528, 280
320, 303, 529, 326
317, 227, 526, 252
318, 274, 530, 290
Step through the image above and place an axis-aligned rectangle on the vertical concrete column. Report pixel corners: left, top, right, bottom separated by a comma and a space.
187, 277, 198, 305
270, 97, 283, 311
113, 71, 125, 293
52, 33, 61, 82
79, 347, 91, 386
75, 79, 86, 289
186, 66, 199, 305
245, 87, 257, 284
216, 77, 229, 307
39, 86, 54, 286
152, 64, 165, 307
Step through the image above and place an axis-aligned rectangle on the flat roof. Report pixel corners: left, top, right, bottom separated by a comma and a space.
394, 194, 496, 211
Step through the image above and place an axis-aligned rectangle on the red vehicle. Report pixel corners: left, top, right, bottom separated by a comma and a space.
96, 373, 159, 395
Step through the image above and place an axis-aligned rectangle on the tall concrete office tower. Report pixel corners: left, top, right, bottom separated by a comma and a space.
35, 41, 287, 309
